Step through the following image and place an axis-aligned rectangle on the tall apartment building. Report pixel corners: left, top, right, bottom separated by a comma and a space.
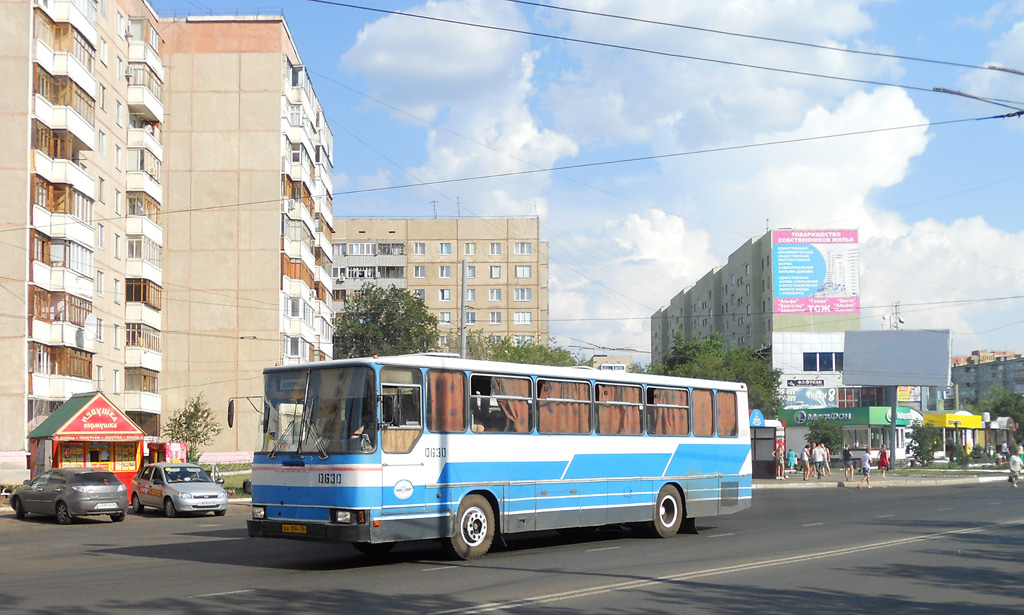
331, 218, 548, 348
951, 351, 1024, 405
160, 15, 335, 453
651, 229, 862, 406
0, 5, 333, 478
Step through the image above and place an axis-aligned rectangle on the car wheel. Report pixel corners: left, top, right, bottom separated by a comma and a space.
446, 494, 495, 560
163, 498, 177, 518
12, 496, 26, 520
213, 509, 226, 517
110, 511, 126, 522
55, 501, 73, 525
131, 494, 144, 514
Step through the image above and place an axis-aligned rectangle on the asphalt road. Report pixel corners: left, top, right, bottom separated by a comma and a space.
1, 483, 1022, 615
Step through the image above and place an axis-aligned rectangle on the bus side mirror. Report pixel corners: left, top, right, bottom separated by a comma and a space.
227, 400, 235, 428
381, 395, 397, 427
262, 402, 271, 434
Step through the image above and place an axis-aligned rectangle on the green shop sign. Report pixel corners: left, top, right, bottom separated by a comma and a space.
779, 406, 912, 427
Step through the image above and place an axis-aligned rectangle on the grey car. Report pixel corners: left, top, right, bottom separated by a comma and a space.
10, 468, 128, 524
131, 463, 228, 517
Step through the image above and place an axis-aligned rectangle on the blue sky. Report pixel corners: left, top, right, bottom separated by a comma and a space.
152, 1, 1024, 360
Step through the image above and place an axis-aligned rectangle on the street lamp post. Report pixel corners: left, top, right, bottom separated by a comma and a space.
951, 420, 961, 463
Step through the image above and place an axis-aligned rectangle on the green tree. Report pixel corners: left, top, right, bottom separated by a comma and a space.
163, 393, 222, 463
805, 418, 843, 454
334, 284, 439, 358
979, 388, 1024, 444
907, 421, 943, 466
657, 333, 783, 418
448, 330, 581, 366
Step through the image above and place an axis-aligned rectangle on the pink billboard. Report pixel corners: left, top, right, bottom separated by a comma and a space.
773, 230, 859, 315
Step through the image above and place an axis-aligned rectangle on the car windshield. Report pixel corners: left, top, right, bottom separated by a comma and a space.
73, 473, 120, 486
163, 466, 212, 484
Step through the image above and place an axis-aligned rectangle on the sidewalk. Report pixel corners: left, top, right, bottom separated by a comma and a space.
754, 470, 1009, 489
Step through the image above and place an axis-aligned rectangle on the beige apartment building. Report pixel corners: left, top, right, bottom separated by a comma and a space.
0, 3, 332, 478
332, 218, 549, 348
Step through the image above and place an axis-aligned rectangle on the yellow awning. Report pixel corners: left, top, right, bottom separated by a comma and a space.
923, 413, 984, 429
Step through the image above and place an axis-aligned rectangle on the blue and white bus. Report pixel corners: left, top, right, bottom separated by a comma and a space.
244, 354, 752, 559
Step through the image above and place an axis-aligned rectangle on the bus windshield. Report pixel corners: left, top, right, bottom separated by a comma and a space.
261, 366, 377, 456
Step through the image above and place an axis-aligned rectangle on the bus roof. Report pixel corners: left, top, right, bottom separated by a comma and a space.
264, 354, 747, 392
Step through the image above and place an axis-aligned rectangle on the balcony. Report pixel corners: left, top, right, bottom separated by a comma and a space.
126, 169, 162, 203
50, 266, 94, 298
34, 151, 95, 198
126, 213, 163, 245
125, 302, 161, 330
124, 346, 162, 372
33, 95, 94, 151
127, 127, 163, 162
125, 258, 162, 287
128, 40, 163, 82
30, 319, 95, 353
41, 0, 98, 47
49, 213, 94, 247
127, 82, 163, 123
124, 391, 161, 414
31, 373, 93, 401
282, 236, 316, 274
52, 51, 96, 99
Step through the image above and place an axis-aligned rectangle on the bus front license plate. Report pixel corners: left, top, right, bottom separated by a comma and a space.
282, 524, 307, 534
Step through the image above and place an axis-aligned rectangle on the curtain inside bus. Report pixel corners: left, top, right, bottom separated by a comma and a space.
692, 389, 714, 436
538, 380, 591, 434
494, 377, 532, 433
650, 388, 689, 436
597, 384, 642, 435
716, 391, 738, 437
428, 371, 467, 433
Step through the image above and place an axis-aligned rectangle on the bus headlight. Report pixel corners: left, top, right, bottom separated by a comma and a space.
332, 509, 353, 524
252, 505, 266, 520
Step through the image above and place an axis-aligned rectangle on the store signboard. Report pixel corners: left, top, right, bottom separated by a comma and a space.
773, 230, 859, 315
783, 387, 837, 409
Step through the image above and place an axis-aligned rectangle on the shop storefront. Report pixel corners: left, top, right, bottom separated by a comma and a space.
778, 406, 916, 461
923, 412, 984, 457
27, 392, 145, 487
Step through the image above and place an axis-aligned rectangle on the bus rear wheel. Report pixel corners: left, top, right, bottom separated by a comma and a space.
447, 494, 495, 560
642, 485, 683, 538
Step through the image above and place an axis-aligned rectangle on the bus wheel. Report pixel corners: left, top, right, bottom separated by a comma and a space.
447, 494, 495, 560
644, 485, 683, 538
352, 542, 395, 556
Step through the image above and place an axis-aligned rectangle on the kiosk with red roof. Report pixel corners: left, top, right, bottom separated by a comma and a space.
27, 392, 146, 487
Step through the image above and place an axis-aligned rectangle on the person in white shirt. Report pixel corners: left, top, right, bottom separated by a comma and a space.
857, 451, 872, 489
1009, 446, 1023, 488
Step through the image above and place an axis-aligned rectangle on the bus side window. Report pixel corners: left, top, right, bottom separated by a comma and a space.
692, 389, 714, 437
427, 370, 467, 433
716, 391, 738, 437
595, 384, 642, 435
538, 379, 591, 434
646, 387, 689, 436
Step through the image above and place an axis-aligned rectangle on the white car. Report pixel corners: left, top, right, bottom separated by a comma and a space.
131, 463, 228, 517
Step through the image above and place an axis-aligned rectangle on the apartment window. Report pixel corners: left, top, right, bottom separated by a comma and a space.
439, 312, 452, 324
112, 369, 120, 394
490, 311, 502, 325
514, 242, 531, 255
513, 335, 534, 345
413, 266, 425, 278
464, 242, 476, 256
515, 265, 532, 278
113, 324, 120, 349
96, 271, 104, 296
439, 266, 451, 279
96, 224, 104, 249
99, 38, 107, 66
490, 242, 501, 255
413, 289, 425, 301
466, 312, 476, 325
413, 242, 425, 255
115, 100, 123, 127
97, 177, 104, 203
98, 84, 105, 110
95, 365, 104, 389
439, 242, 451, 255
97, 131, 105, 156
514, 288, 532, 302
466, 289, 476, 302
114, 145, 121, 170
467, 265, 476, 278
439, 289, 451, 302
114, 189, 121, 215
126, 368, 160, 394
347, 242, 373, 255
113, 233, 120, 259
490, 266, 501, 279
489, 288, 502, 301
514, 311, 533, 325
803, 352, 844, 372
117, 12, 125, 38
95, 318, 104, 342
125, 278, 162, 310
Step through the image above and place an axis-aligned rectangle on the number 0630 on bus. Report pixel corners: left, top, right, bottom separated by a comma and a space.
244, 354, 752, 559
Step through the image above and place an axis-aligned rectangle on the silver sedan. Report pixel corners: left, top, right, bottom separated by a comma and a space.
10, 468, 128, 524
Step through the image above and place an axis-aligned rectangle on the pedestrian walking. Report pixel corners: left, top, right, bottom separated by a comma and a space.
801, 444, 812, 481
879, 445, 890, 478
823, 444, 832, 476
842, 444, 854, 482
1010, 446, 1023, 488
811, 442, 825, 479
857, 450, 872, 489
787, 448, 797, 475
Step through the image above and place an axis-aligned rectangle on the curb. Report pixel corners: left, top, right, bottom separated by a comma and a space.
753, 475, 1009, 489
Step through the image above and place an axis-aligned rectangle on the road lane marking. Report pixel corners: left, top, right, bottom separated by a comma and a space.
939, 508, 953, 511
423, 565, 459, 572
705, 533, 734, 538
429, 519, 1024, 615
189, 590, 254, 598
801, 522, 823, 527
877, 514, 894, 518
585, 546, 620, 553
